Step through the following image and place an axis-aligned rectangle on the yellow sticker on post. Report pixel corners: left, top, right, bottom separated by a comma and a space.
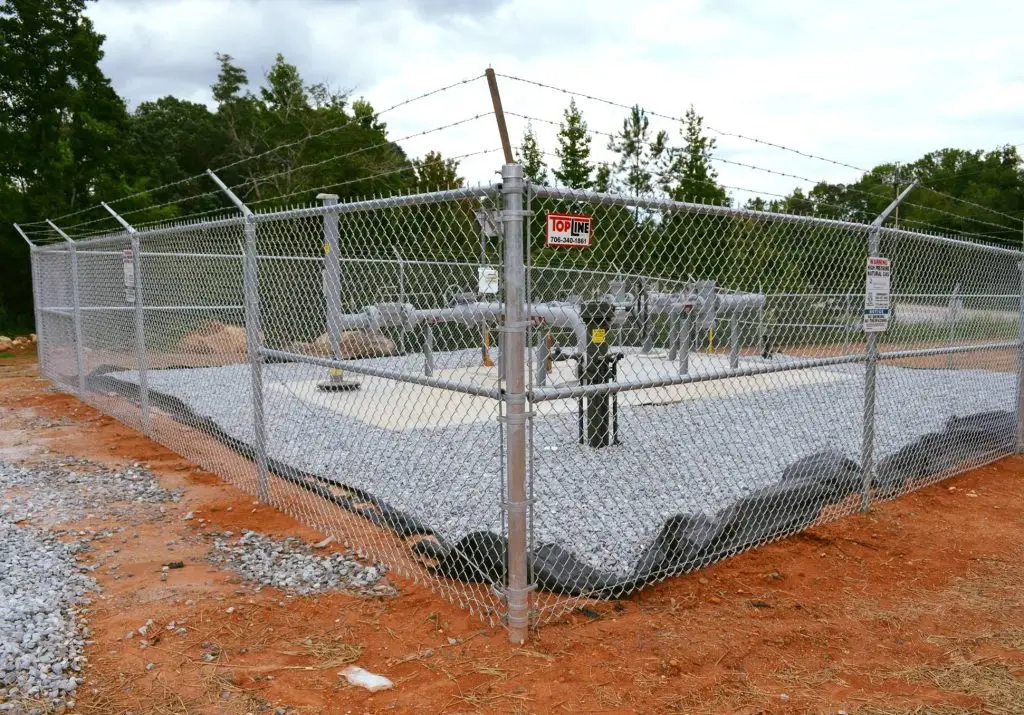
591, 328, 606, 344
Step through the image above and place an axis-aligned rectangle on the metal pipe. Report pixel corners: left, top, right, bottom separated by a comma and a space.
729, 310, 741, 369
208, 171, 271, 504
679, 310, 691, 374
423, 322, 434, 377
532, 352, 866, 402
259, 348, 501, 398
501, 164, 530, 645
1017, 250, 1024, 452
13, 223, 36, 248
130, 234, 150, 434
46, 220, 86, 395
878, 341, 1019, 360
28, 245, 43, 375
393, 246, 407, 354
946, 284, 960, 370
861, 182, 916, 512
41, 305, 244, 314
102, 202, 151, 435
243, 214, 270, 504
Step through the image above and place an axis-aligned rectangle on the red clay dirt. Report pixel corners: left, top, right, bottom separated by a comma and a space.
2, 351, 1023, 714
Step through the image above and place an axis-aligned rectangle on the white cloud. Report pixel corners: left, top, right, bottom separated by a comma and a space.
85, 0, 1024, 205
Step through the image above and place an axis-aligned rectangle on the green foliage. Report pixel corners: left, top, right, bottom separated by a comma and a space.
661, 105, 729, 206
552, 99, 593, 189
515, 122, 547, 185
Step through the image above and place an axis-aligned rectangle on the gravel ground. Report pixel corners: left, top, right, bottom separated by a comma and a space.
0, 459, 184, 714
206, 530, 396, 597
105, 353, 1015, 575
0, 458, 182, 526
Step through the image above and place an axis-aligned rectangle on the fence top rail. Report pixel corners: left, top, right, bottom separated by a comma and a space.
530, 185, 1024, 258
251, 184, 498, 223
71, 214, 247, 248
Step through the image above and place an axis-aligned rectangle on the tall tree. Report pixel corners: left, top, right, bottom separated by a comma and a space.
552, 98, 593, 189
516, 122, 547, 185
607, 105, 656, 199
663, 105, 728, 205
413, 150, 464, 191
0, 0, 127, 331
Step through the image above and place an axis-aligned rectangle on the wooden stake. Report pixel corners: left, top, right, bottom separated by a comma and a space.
485, 68, 514, 165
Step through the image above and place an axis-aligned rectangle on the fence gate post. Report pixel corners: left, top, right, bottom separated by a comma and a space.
501, 163, 530, 644
208, 170, 270, 502
102, 202, 150, 435
46, 220, 87, 395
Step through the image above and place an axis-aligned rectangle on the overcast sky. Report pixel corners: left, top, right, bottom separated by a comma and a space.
84, 0, 1024, 204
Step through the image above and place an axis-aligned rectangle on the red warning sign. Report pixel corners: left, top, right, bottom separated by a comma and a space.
545, 212, 592, 248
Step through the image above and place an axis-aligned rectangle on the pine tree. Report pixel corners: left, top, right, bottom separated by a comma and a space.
664, 104, 728, 205
607, 105, 655, 200
515, 122, 547, 184
552, 98, 593, 189
593, 163, 612, 192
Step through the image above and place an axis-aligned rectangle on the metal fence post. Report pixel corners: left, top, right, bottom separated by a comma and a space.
208, 171, 270, 502
501, 163, 530, 644
15, 225, 44, 373
46, 220, 86, 395
1016, 251, 1024, 452
101, 203, 150, 435
860, 181, 918, 511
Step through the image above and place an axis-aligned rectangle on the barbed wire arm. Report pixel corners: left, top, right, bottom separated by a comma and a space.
12, 223, 36, 248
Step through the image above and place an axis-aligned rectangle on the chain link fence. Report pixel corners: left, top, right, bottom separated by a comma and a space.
27, 164, 1024, 642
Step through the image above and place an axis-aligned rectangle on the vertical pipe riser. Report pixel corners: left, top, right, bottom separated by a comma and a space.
320, 194, 343, 362
501, 164, 529, 644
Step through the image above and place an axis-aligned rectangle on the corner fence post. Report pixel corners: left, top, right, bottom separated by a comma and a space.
860, 180, 918, 512
101, 203, 150, 435
46, 220, 86, 395
501, 163, 530, 644
16, 225, 44, 371
208, 170, 270, 502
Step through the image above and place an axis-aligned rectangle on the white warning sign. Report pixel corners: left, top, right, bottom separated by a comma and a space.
863, 256, 890, 333
123, 248, 136, 304
478, 265, 499, 295
545, 212, 592, 248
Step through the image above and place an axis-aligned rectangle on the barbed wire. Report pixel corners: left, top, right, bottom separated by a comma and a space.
214, 73, 485, 174
232, 113, 494, 197
244, 147, 503, 210
511, 110, 1020, 235
496, 72, 870, 174
916, 184, 1022, 225
43, 73, 486, 227
61, 188, 227, 233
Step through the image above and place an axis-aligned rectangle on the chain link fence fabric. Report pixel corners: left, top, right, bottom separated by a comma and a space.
28, 166, 1024, 640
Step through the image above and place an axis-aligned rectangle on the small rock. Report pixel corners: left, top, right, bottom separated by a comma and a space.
183, 512, 194, 521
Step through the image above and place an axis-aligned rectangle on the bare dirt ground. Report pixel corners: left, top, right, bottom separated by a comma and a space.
2, 351, 1023, 714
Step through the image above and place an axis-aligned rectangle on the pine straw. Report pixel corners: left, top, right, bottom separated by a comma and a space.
893, 655, 1024, 715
